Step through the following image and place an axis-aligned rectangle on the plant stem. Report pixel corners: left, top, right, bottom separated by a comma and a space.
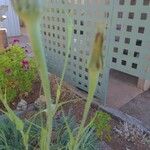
73, 30, 104, 150
26, 20, 53, 149
56, 17, 73, 106
73, 71, 99, 150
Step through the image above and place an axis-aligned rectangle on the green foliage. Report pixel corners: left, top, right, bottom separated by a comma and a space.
52, 112, 100, 150
0, 118, 41, 150
0, 45, 36, 102
92, 111, 111, 141
0, 112, 101, 150
5, 1, 107, 149
0, 119, 24, 150
25, 111, 101, 150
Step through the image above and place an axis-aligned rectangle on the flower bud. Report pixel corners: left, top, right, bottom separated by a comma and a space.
89, 32, 104, 73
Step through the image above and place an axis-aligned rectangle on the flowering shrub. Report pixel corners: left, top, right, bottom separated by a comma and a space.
0, 43, 36, 102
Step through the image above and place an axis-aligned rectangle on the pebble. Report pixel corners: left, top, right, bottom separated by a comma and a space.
16, 99, 27, 111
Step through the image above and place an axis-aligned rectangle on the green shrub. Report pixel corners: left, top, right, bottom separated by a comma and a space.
0, 119, 24, 150
0, 45, 36, 102
0, 118, 41, 150
92, 111, 112, 141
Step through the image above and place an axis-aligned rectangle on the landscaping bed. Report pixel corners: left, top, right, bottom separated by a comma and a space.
2, 74, 149, 150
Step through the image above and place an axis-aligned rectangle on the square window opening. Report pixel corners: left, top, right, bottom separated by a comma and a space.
115, 36, 120, 42
138, 27, 145, 33
123, 49, 128, 55
98, 82, 101, 86
122, 60, 127, 66
63, 52, 66, 56
130, 0, 136, 5
74, 20, 77, 25
128, 12, 134, 19
80, 20, 84, 26
78, 82, 82, 85
125, 38, 130, 44
73, 71, 76, 75
80, 30, 84, 35
116, 24, 122, 30
84, 85, 88, 88
119, 0, 125, 5
85, 76, 88, 80
143, 0, 150, 5
85, 68, 88, 72
74, 56, 77, 60
79, 74, 82, 77
118, 12, 123, 18
136, 40, 142, 46
134, 52, 140, 58
112, 57, 117, 63
74, 29, 77, 34
132, 63, 137, 69
127, 25, 132, 32
141, 13, 147, 20
113, 47, 118, 53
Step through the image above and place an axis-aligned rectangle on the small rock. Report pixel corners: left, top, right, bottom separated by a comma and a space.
17, 99, 27, 111
34, 95, 46, 110
113, 127, 122, 135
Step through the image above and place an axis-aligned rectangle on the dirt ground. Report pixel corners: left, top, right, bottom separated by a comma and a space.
120, 90, 150, 128
20, 75, 150, 150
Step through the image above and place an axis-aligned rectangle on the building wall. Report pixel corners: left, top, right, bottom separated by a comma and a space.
107, 0, 150, 80
0, 0, 20, 37
41, 0, 150, 103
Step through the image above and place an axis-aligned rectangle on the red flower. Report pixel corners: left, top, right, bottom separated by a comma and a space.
12, 39, 20, 45
25, 49, 29, 53
21, 59, 30, 71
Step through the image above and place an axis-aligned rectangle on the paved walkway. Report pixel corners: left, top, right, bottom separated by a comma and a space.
107, 70, 143, 108
120, 90, 150, 127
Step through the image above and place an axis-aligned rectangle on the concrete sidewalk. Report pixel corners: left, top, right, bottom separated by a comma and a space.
120, 90, 150, 127
107, 70, 143, 108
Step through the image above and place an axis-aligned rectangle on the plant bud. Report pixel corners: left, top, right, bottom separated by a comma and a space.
89, 31, 104, 74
